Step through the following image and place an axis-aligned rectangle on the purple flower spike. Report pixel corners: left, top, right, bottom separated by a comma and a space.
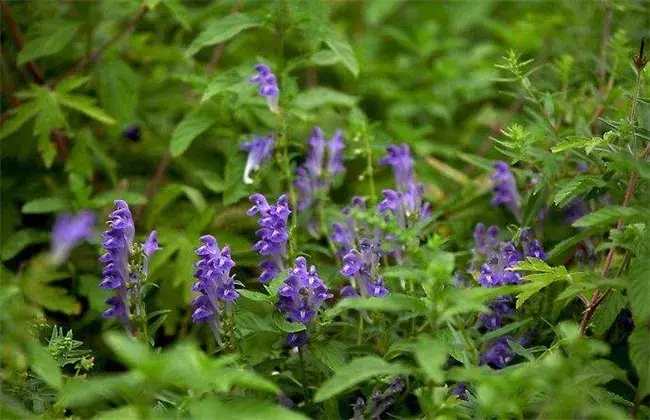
99, 200, 135, 324
340, 239, 388, 299
250, 63, 280, 113
520, 228, 547, 260
51, 211, 95, 264
143, 231, 160, 258
330, 197, 367, 257
479, 295, 514, 331
478, 242, 522, 287
491, 161, 521, 219
480, 337, 516, 369
241, 135, 275, 184
277, 257, 332, 324
286, 331, 308, 348
248, 193, 291, 283
295, 127, 346, 213
380, 144, 415, 190
191, 235, 238, 344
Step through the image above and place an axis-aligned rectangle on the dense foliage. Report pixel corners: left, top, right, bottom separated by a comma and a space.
1, 0, 650, 418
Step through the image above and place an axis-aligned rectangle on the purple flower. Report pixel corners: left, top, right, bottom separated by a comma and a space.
122, 125, 141, 142
451, 383, 469, 400
277, 256, 332, 324
141, 230, 160, 277
331, 197, 366, 257
191, 235, 238, 344
478, 295, 514, 331
520, 228, 547, 260
51, 211, 95, 264
478, 242, 522, 287
286, 331, 308, 348
247, 193, 291, 283
480, 337, 516, 369
241, 135, 275, 184
379, 144, 415, 190
250, 63, 279, 113
99, 201, 135, 323
295, 127, 346, 213
563, 198, 589, 225
491, 161, 521, 219
340, 239, 388, 298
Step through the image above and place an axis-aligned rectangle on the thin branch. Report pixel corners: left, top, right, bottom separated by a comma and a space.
49, 5, 149, 87
0, 0, 44, 84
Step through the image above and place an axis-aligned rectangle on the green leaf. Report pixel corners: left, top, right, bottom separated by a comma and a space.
629, 325, 650, 399
223, 153, 249, 205
628, 231, 650, 324
188, 399, 308, 420
591, 290, 627, 335
162, 0, 191, 30
22, 197, 69, 214
0, 101, 39, 140
26, 341, 63, 390
54, 75, 92, 93
292, 87, 357, 110
412, 337, 447, 383
1, 229, 50, 261
573, 207, 647, 228
553, 176, 606, 207
17, 20, 81, 65
33, 90, 67, 167
547, 228, 600, 263
311, 341, 346, 373
331, 294, 427, 316
201, 73, 248, 103
90, 191, 147, 208
57, 93, 116, 125
170, 105, 217, 157
310, 50, 342, 66
186, 14, 263, 57
195, 169, 225, 193
104, 332, 151, 367
322, 29, 359, 77
314, 356, 408, 402
98, 59, 139, 125
179, 185, 207, 212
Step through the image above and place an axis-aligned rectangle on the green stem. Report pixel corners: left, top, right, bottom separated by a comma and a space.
357, 313, 364, 345
278, 110, 298, 258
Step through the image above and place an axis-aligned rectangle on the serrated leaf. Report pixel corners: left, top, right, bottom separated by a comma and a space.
322, 30, 359, 77
162, 0, 191, 30
553, 176, 606, 207
54, 75, 92, 93
311, 341, 346, 373
629, 325, 650, 399
186, 14, 263, 57
57, 93, 116, 125
628, 231, 650, 324
98, 59, 139, 126
331, 294, 427, 316
0, 101, 40, 140
314, 356, 408, 402
17, 20, 81, 65
26, 341, 63, 390
22, 197, 69, 214
170, 106, 217, 157
292, 87, 357, 110
573, 207, 647, 228
412, 337, 447, 383
591, 290, 627, 335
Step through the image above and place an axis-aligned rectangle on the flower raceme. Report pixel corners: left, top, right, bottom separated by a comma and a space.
247, 193, 291, 283
295, 127, 345, 213
277, 256, 332, 324
99, 200, 160, 327
241, 134, 275, 184
491, 161, 521, 220
340, 239, 389, 299
250, 63, 280, 113
50, 210, 95, 265
191, 235, 238, 344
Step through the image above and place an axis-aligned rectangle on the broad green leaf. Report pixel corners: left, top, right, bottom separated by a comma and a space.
162, 0, 191, 30
98, 59, 140, 125
17, 20, 81, 65
310, 50, 342, 66
0, 101, 39, 140
628, 230, 650, 324
33, 90, 67, 167
58, 373, 143, 407
54, 75, 92, 93
201, 73, 248, 103
195, 169, 225, 193
292, 87, 357, 110
331, 294, 427, 316
573, 207, 647, 228
322, 29, 360, 77
629, 325, 650, 399
104, 332, 151, 367
22, 197, 69, 214
26, 341, 63, 390
57, 93, 116, 125
179, 185, 207, 212
311, 341, 346, 373
223, 153, 249, 205
188, 399, 307, 420
591, 290, 627, 335
516, 273, 563, 309
170, 105, 217, 157
1, 229, 50, 261
314, 356, 408, 402
186, 14, 263, 57
412, 337, 447, 383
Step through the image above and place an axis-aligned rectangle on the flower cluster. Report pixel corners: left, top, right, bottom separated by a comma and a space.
340, 239, 388, 298
378, 144, 431, 227
250, 63, 279, 112
241, 134, 275, 184
191, 235, 238, 343
331, 196, 367, 257
478, 295, 514, 331
351, 377, 405, 420
480, 336, 516, 369
491, 161, 521, 219
51, 211, 96, 264
277, 256, 332, 324
295, 127, 345, 213
247, 193, 291, 283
